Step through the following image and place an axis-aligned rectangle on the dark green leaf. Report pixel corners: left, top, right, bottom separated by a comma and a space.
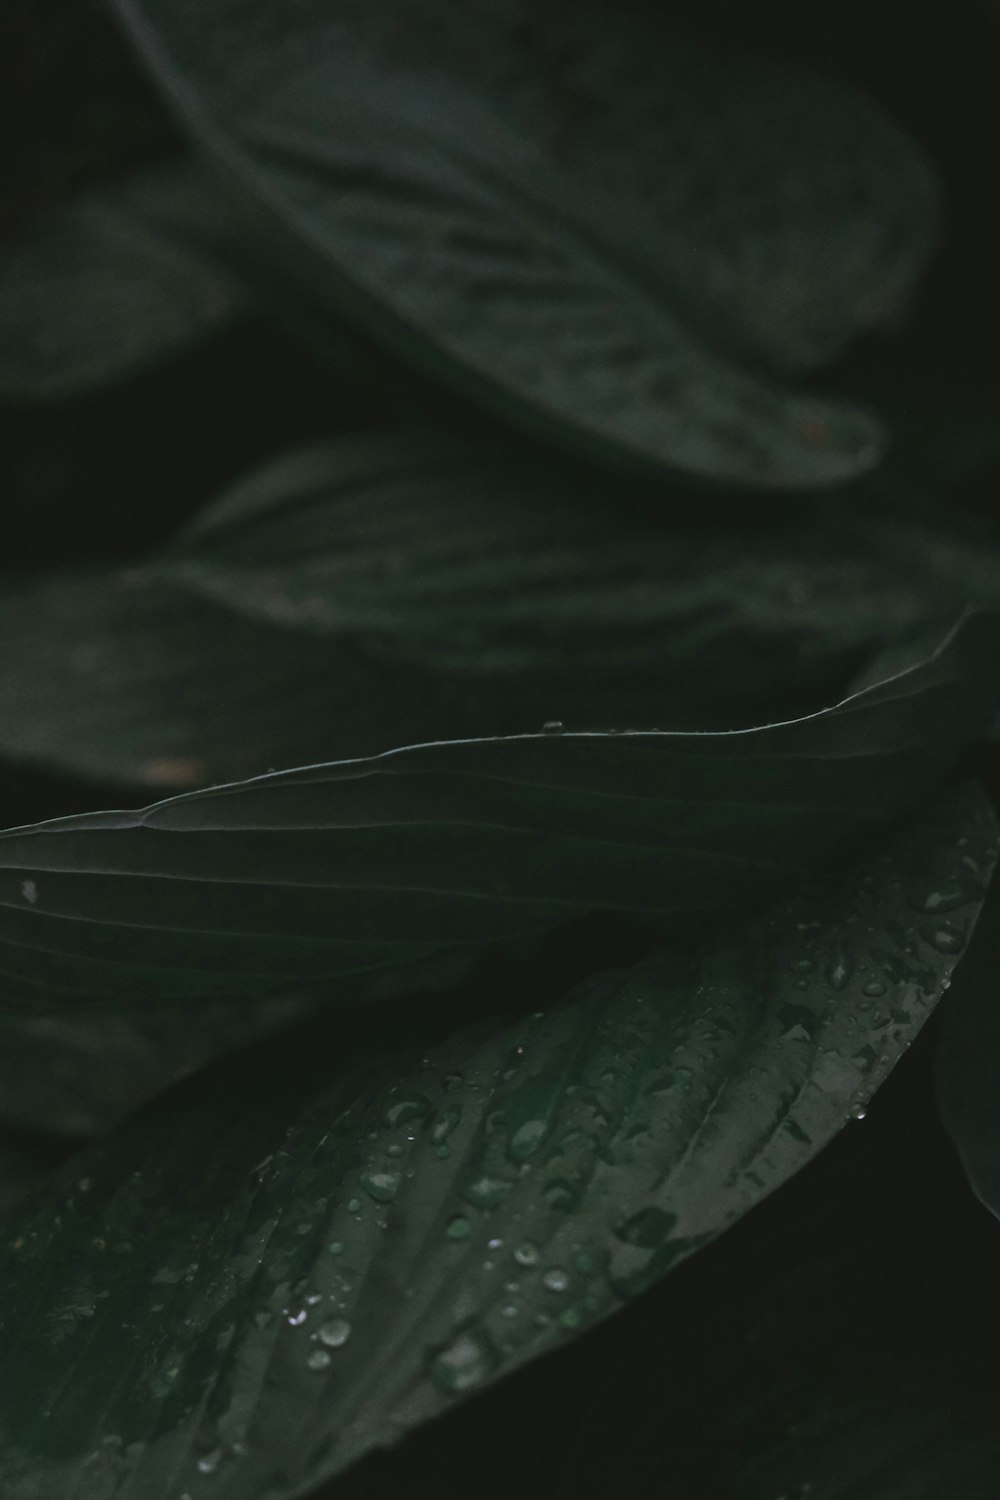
160, 431, 1000, 697
0, 162, 248, 401
935, 864, 1000, 1221
0, 568, 499, 792
112, 1, 939, 486
0, 613, 996, 1008
0, 781, 991, 1499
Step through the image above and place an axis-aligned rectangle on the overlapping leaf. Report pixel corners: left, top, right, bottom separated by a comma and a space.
112, 0, 939, 486
0, 162, 249, 402
0, 781, 992, 1499
935, 867, 1000, 1221
0, 613, 996, 1009
0, 568, 491, 792
159, 430, 1000, 696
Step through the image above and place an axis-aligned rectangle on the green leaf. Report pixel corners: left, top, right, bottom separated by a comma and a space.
111, 1, 939, 487
935, 864, 1000, 1221
0, 781, 991, 1499
0, 162, 249, 402
159, 430, 1000, 700
0, 567, 498, 792
0, 612, 996, 1009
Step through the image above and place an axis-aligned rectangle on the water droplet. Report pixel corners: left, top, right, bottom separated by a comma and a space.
446, 1214, 472, 1241
307, 1349, 332, 1371
542, 720, 565, 734
862, 979, 886, 998
543, 1180, 577, 1211
909, 882, 967, 914
384, 1096, 431, 1128
614, 1207, 676, 1248
328, 1242, 345, 1257
347, 1197, 362, 1214
360, 1169, 401, 1204
514, 1241, 539, 1266
431, 1109, 461, 1144
777, 1005, 819, 1043
318, 1318, 351, 1348
930, 926, 964, 954
287, 1309, 308, 1327
196, 1449, 224, 1475
507, 1118, 547, 1161
487, 1237, 504, 1251
825, 951, 852, 991
428, 1329, 492, 1393
543, 1266, 570, 1292
849, 1102, 868, 1122
465, 1175, 509, 1208
21, 879, 37, 905
559, 1307, 582, 1329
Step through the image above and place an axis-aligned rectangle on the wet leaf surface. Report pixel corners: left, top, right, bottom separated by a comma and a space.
0, 781, 992, 1499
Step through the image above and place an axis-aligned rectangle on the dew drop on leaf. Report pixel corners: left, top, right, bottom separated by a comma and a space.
907, 881, 969, 914
614, 1207, 677, 1248
317, 1318, 351, 1348
929, 925, 964, 954
824, 952, 853, 990
359, 1170, 401, 1204
506, 1118, 547, 1161
464, 1175, 509, 1208
427, 1328, 492, 1393
384, 1096, 431, 1128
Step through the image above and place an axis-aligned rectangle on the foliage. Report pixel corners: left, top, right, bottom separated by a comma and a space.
1, 2, 999, 1496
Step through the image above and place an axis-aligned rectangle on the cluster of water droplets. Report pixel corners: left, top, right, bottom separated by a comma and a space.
138, 800, 997, 1487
